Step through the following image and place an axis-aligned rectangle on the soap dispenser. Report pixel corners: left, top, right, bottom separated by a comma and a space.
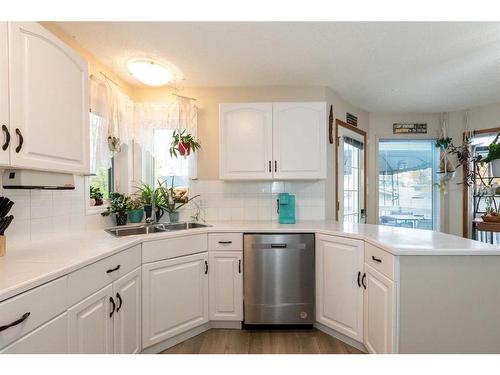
278, 193, 296, 224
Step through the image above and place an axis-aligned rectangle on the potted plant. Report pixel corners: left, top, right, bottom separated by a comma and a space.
127, 196, 145, 223
169, 129, 201, 158
101, 192, 130, 226
157, 178, 200, 223
482, 132, 500, 177
90, 186, 104, 206
135, 182, 165, 222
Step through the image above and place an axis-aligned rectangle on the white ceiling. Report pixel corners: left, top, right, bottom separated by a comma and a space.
55, 22, 500, 112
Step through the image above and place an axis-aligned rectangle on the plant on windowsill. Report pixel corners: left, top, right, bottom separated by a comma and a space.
169, 129, 201, 158
482, 132, 500, 177
127, 196, 145, 224
89, 186, 104, 206
156, 177, 200, 223
101, 192, 131, 226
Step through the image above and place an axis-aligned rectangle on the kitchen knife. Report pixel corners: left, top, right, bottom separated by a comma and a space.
0, 201, 14, 218
0, 197, 8, 216
0, 215, 13, 235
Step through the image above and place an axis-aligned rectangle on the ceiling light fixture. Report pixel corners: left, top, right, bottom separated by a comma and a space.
127, 60, 173, 86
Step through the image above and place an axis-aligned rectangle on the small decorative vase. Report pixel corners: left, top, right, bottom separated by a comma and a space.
128, 209, 144, 223
115, 212, 128, 226
144, 205, 152, 220
169, 211, 179, 223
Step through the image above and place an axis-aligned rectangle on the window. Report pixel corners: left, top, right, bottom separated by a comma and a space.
88, 113, 114, 209
378, 139, 440, 230
152, 128, 189, 188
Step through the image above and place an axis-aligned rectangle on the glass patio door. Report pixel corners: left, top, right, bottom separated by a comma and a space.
378, 139, 440, 230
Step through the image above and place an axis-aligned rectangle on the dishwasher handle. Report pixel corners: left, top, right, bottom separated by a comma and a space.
270, 243, 287, 248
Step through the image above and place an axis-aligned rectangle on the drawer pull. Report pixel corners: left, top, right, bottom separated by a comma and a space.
116, 293, 123, 313
361, 273, 366, 289
218, 241, 232, 245
0, 312, 30, 332
106, 265, 121, 274
271, 243, 287, 248
109, 297, 116, 318
371, 256, 382, 263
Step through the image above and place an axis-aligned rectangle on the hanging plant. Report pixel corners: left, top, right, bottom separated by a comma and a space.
169, 129, 201, 158
108, 135, 121, 154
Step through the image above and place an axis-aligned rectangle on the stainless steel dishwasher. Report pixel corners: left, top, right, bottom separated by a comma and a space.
243, 233, 315, 325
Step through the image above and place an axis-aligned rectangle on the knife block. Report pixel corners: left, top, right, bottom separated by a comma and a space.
0, 235, 5, 257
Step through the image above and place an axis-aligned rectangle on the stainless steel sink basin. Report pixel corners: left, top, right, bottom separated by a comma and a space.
104, 222, 211, 237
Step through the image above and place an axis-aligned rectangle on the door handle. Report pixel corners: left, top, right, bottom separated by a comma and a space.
357, 271, 361, 288
268, 160, 271, 173
238, 259, 241, 274
116, 292, 123, 313
274, 160, 277, 173
205, 260, 208, 274
15, 128, 23, 153
0, 312, 30, 332
361, 273, 366, 289
2, 125, 10, 151
371, 256, 382, 263
271, 243, 287, 248
109, 297, 116, 318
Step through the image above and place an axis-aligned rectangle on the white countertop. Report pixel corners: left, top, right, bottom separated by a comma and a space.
0, 220, 498, 302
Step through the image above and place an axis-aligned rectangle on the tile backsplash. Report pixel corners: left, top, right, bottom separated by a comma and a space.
3, 177, 326, 245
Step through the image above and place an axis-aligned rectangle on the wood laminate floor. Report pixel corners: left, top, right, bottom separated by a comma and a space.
160, 328, 364, 354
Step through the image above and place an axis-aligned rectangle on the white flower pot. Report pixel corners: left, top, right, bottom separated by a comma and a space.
491, 159, 500, 177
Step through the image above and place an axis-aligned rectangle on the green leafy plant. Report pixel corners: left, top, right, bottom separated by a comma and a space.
134, 182, 165, 207
483, 133, 500, 163
101, 193, 131, 216
169, 129, 201, 158
90, 186, 103, 200
156, 178, 200, 214
436, 137, 452, 150
127, 196, 145, 211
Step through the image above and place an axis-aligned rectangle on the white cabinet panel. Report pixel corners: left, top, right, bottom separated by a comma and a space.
209, 251, 243, 321
219, 103, 273, 180
273, 102, 326, 179
316, 234, 364, 342
0, 22, 9, 166
68, 285, 114, 354
364, 264, 395, 354
8, 22, 89, 174
113, 267, 141, 354
1, 313, 68, 354
142, 252, 208, 348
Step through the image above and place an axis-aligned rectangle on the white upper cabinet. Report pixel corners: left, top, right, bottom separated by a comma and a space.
273, 102, 326, 179
316, 234, 365, 342
219, 103, 273, 180
0, 22, 9, 166
7, 22, 89, 174
219, 102, 326, 180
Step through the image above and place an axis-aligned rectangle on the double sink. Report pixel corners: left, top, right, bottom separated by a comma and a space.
105, 222, 210, 237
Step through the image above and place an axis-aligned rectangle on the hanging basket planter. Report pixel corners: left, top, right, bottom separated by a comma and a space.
169, 129, 201, 159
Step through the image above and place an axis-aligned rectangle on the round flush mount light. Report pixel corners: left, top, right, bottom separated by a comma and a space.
127, 60, 173, 86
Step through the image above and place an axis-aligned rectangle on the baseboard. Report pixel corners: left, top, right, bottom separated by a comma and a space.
314, 322, 367, 353
210, 320, 242, 329
141, 322, 211, 354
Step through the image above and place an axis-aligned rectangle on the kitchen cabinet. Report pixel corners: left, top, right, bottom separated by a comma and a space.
219, 103, 273, 180
0, 22, 89, 174
209, 251, 243, 321
113, 267, 142, 354
316, 234, 364, 342
363, 264, 395, 354
219, 102, 326, 180
142, 252, 209, 348
272, 102, 326, 179
68, 284, 114, 354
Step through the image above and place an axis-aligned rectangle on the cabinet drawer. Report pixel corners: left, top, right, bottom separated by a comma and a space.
208, 233, 243, 251
68, 245, 141, 306
365, 242, 395, 280
142, 233, 207, 263
1, 312, 68, 354
0, 276, 68, 349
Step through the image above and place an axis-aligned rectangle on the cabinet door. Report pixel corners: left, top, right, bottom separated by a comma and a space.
209, 251, 243, 321
0, 313, 68, 354
113, 267, 141, 354
364, 264, 395, 354
219, 103, 273, 180
273, 102, 326, 179
0, 22, 9, 166
316, 234, 364, 342
142, 252, 209, 348
68, 285, 114, 354
8, 22, 89, 174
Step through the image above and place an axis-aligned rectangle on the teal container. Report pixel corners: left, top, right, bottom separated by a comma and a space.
128, 209, 144, 223
278, 193, 296, 224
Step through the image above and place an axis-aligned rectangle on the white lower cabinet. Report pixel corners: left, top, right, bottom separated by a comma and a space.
363, 264, 395, 354
142, 252, 209, 348
1, 312, 68, 354
68, 284, 114, 354
209, 251, 243, 321
316, 234, 364, 342
68, 267, 142, 354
